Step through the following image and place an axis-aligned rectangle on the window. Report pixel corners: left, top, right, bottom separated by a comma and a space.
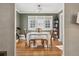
45, 20, 50, 28
28, 16, 53, 30
30, 20, 35, 28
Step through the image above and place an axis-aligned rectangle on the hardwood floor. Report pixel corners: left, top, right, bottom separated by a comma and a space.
16, 39, 63, 56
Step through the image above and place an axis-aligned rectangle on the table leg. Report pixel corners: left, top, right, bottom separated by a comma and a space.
33, 40, 35, 46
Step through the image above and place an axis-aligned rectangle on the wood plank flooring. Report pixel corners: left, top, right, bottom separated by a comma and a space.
16, 39, 63, 56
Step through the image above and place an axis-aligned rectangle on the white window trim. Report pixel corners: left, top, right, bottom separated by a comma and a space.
28, 16, 53, 31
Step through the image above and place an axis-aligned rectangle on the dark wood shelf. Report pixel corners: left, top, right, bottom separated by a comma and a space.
53, 16, 59, 39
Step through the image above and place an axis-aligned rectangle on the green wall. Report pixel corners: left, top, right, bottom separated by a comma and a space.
16, 12, 21, 27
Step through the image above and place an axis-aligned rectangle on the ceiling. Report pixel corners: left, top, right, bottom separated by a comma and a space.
16, 3, 63, 14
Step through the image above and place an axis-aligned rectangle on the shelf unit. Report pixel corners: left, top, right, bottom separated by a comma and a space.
53, 16, 59, 40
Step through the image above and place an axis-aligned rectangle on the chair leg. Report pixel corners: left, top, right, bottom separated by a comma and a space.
25, 41, 27, 47
29, 40, 30, 47
41, 40, 44, 47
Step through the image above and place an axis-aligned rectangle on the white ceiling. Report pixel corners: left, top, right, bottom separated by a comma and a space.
16, 3, 63, 13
